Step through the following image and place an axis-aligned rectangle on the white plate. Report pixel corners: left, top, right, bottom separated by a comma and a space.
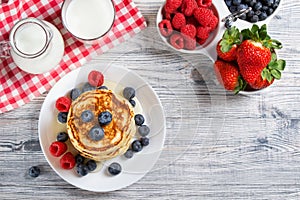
38, 65, 166, 192
12, 20, 64, 74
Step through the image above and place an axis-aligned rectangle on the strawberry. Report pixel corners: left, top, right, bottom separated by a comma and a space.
237, 24, 282, 84
60, 152, 76, 170
216, 27, 241, 62
49, 141, 67, 157
249, 75, 274, 90
214, 59, 246, 93
249, 53, 286, 90
237, 40, 271, 83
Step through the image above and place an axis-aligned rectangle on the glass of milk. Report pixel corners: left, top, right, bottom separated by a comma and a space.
0, 17, 53, 59
61, 0, 115, 44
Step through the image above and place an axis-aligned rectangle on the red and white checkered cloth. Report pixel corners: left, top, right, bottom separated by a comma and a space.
0, 0, 146, 113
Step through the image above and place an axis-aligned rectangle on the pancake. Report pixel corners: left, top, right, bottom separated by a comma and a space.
67, 89, 136, 161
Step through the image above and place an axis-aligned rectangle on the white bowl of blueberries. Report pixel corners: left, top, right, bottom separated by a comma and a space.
224, 0, 281, 25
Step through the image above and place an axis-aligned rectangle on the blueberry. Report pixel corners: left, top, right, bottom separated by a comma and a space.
239, 13, 247, 20
259, 12, 268, 20
132, 140, 143, 152
75, 154, 84, 164
263, 0, 274, 6
140, 137, 150, 147
58, 112, 68, 123
267, 8, 274, 15
124, 149, 134, 159
98, 85, 108, 90
70, 88, 81, 100
249, 0, 256, 7
250, 15, 259, 22
225, 0, 232, 7
57, 132, 68, 142
89, 125, 105, 141
134, 114, 145, 126
232, 0, 241, 6
123, 87, 135, 100
138, 125, 150, 137
81, 110, 94, 122
272, 2, 279, 9
108, 162, 122, 175
82, 82, 96, 93
86, 160, 97, 172
76, 164, 89, 176
229, 5, 237, 13
29, 166, 40, 178
98, 111, 112, 126
237, 4, 248, 10
225, 19, 232, 29
262, 5, 268, 11
253, 2, 262, 11
129, 99, 136, 107
247, 10, 255, 18
244, 0, 252, 4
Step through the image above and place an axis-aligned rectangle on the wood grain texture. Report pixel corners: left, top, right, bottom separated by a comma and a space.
1, 0, 300, 199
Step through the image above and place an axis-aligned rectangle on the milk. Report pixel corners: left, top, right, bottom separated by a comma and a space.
65, 0, 114, 39
14, 23, 47, 54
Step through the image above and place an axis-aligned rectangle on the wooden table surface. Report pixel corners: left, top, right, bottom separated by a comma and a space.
1, 0, 300, 199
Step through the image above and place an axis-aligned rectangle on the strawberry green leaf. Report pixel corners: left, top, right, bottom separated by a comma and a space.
266, 72, 273, 82
271, 69, 281, 80
241, 29, 252, 40
271, 53, 277, 62
276, 59, 286, 70
269, 62, 278, 70
261, 68, 268, 80
251, 24, 259, 35
220, 26, 241, 53
234, 76, 247, 94
259, 30, 268, 40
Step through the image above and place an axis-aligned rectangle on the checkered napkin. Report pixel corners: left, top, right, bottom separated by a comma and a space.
0, 0, 146, 113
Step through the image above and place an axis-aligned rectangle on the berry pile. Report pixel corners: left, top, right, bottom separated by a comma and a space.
158, 0, 219, 50
214, 25, 286, 93
224, 0, 280, 23
122, 88, 151, 160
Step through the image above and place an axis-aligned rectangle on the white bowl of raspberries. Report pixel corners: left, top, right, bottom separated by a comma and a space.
156, 0, 282, 60
156, 0, 222, 56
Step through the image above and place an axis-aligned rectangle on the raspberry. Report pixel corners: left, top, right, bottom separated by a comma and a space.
55, 96, 71, 112
88, 70, 104, 87
184, 38, 197, 50
193, 7, 213, 27
162, 6, 172, 20
49, 141, 67, 157
60, 152, 76, 170
196, 26, 210, 40
197, 38, 206, 45
207, 15, 218, 31
181, 0, 198, 17
186, 17, 199, 27
165, 0, 182, 13
172, 13, 186, 30
170, 33, 184, 49
159, 19, 173, 37
197, 0, 212, 8
181, 24, 196, 39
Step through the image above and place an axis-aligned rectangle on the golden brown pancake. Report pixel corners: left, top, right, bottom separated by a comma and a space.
67, 89, 135, 161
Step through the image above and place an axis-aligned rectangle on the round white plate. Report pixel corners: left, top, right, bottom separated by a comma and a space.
38, 65, 166, 192
12, 20, 65, 74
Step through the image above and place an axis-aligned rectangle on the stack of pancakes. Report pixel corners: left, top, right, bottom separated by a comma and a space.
67, 89, 136, 161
